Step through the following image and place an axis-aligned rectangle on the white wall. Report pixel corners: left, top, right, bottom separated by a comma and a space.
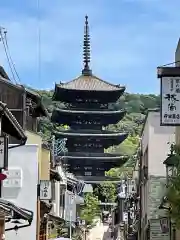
65, 190, 77, 222
148, 112, 175, 176
2, 145, 39, 240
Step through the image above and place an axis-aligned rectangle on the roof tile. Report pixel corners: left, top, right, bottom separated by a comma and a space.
58, 74, 124, 91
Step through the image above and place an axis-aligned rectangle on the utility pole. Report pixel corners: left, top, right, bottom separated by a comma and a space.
0, 120, 8, 240
0, 119, 4, 240
69, 194, 74, 240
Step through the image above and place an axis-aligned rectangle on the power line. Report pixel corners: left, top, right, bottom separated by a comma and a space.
37, 0, 41, 84
3, 31, 21, 83
0, 28, 16, 83
158, 60, 180, 68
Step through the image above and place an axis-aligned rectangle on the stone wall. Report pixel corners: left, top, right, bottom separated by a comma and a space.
148, 175, 167, 219
148, 175, 170, 240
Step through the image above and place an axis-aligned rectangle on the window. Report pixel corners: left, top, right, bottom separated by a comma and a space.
84, 172, 92, 176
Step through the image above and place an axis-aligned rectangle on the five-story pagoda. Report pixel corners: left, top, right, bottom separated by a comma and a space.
51, 16, 128, 182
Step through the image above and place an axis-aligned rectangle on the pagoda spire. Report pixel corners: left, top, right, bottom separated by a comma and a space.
82, 15, 92, 76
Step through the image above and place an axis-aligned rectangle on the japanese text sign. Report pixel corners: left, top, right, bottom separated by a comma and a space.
0, 135, 8, 169
40, 180, 51, 200
161, 76, 180, 125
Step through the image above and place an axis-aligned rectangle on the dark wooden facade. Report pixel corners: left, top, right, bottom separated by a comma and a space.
0, 67, 47, 143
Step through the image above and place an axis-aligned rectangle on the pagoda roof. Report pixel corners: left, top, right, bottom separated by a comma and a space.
58, 152, 127, 161
54, 75, 125, 92
68, 162, 126, 171
54, 129, 128, 139
51, 108, 126, 125
52, 76, 125, 102
66, 157, 128, 167
76, 175, 120, 183
52, 108, 125, 116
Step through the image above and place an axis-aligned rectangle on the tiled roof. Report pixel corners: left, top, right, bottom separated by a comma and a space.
57, 74, 125, 91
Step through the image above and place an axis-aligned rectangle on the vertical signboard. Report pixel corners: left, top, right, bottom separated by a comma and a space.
0, 135, 8, 169
40, 180, 52, 200
161, 76, 180, 125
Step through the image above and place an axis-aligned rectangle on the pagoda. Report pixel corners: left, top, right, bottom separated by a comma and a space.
51, 16, 128, 182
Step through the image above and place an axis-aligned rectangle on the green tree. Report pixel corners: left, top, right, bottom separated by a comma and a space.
166, 168, 180, 228
93, 183, 116, 203
166, 144, 180, 228
80, 193, 100, 227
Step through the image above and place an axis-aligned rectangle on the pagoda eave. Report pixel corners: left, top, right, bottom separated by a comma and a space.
76, 176, 120, 183
59, 155, 126, 161
52, 84, 125, 103
68, 163, 124, 172
66, 158, 127, 168
51, 109, 126, 125
54, 130, 128, 139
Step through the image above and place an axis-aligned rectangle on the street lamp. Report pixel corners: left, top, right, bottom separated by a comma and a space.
163, 145, 179, 183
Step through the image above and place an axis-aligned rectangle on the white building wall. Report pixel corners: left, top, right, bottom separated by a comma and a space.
148, 111, 175, 176
141, 110, 175, 234
2, 145, 39, 240
65, 190, 76, 222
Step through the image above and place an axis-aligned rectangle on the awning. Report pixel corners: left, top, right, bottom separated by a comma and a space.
50, 169, 62, 181
40, 200, 52, 213
48, 213, 65, 224
75, 195, 84, 205
0, 101, 27, 144
48, 214, 76, 228
66, 173, 85, 194
49, 238, 70, 240
0, 199, 33, 223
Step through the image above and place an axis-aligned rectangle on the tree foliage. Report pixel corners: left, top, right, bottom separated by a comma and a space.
166, 144, 180, 228
80, 193, 100, 227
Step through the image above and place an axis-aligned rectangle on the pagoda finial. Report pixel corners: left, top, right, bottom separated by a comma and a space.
82, 15, 92, 76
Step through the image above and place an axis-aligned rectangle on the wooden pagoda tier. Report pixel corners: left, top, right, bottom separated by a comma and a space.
52, 75, 125, 104
76, 175, 121, 183
67, 159, 127, 172
54, 130, 128, 149
58, 152, 126, 161
51, 108, 126, 126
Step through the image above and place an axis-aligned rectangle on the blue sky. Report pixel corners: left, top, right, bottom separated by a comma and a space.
0, 0, 180, 93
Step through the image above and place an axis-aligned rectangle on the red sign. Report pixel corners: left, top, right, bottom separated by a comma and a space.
0, 173, 7, 181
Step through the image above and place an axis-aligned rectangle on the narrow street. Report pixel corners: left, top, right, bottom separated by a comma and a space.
89, 219, 110, 240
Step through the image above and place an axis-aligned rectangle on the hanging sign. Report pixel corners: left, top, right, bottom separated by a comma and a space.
3, 168, 22, 187
0, 135, 8, 169
40, 180, 52, 200
161, 76, 180, 125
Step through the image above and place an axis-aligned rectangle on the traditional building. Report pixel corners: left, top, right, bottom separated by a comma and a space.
139, 109, 174, 240
0, 66, 48, 143
51, 16, 128, 181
